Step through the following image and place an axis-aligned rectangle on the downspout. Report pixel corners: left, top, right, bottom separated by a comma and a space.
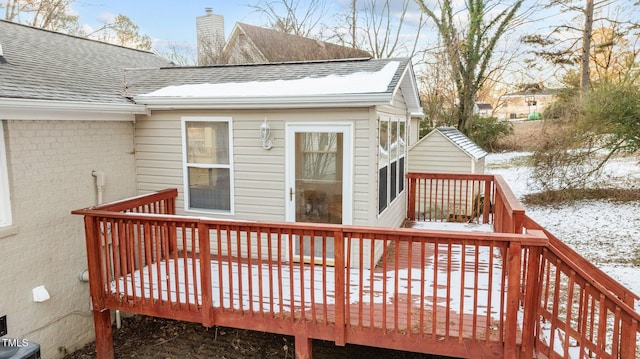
88, 171, 122, 329
91, 170, 105, 205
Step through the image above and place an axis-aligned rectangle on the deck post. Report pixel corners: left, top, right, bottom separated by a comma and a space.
93, 309, 114, 359
620, 294, 636, 359
198, 222, 214, 327
520, 246, 542, 358
407, 175, 416, 220
333, 230, 346, 346
295, 335, 312, 359
504, 241, 522, 359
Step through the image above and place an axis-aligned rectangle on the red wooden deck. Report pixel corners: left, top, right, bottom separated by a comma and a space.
111, 240, 508, 341
72, 173, 640, 359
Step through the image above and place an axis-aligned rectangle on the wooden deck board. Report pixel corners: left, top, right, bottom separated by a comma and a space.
111, 240, 508, 343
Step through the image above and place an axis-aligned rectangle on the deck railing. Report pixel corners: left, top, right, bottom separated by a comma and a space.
405, 172, 640, 358
73, 173, 640, 359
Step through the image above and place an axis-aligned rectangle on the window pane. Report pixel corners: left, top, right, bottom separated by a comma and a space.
399, 157, 405, 193
390, 161, 397, 202
379, 119, 389, 169
378, 166, 387, 214
391, 121, 398, 162
188, 167, 230, 211
399, 121, 406, 156
186, 121, 229, 165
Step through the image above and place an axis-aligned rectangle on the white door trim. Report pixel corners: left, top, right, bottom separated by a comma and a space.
284, 123, 353, 225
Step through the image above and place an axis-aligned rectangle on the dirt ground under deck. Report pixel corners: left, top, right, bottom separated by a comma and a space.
64, 315, 453, 358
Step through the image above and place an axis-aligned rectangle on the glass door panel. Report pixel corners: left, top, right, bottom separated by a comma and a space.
286, 125, 351, 264
295, 132, 343, 224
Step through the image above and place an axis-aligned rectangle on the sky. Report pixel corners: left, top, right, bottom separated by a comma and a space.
59, 0, 640, 87
72, 0, 373, 50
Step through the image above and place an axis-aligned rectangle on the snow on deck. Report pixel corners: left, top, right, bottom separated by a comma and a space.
114, 240, 505, 332
408, 221, 494, 233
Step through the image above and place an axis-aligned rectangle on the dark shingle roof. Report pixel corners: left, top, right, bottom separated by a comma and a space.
229, 23, 371, 63
0, 20, 172, 104
475, 101, 493, 110
125, 57, 409, 98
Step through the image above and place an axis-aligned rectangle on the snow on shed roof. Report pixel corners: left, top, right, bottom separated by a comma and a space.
430, 127, 488, 160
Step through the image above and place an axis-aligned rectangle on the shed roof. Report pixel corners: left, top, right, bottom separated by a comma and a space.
227, 23, 371, 63
127, 57, 422, 114
0, 19, 171, 104
422, 127, 488, 160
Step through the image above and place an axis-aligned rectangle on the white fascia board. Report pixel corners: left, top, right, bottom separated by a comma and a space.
0, 98, 148, 121
134, 93, 393, 110
394, 64, 423, 116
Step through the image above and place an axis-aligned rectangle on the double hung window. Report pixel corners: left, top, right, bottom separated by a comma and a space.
182, 117, 234, 213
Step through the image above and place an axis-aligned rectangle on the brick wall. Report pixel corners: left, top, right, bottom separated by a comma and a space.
0, 120, 137, 358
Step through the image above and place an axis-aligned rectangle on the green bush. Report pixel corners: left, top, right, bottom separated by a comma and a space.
467, 116, 513, 152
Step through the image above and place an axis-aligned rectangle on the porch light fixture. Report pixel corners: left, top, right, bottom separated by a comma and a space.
260, 118, 273, 150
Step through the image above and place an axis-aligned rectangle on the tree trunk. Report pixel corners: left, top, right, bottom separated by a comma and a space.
580, 0, 594, 96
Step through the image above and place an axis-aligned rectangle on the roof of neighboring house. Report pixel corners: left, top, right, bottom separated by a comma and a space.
0, 19, 172, 105
502, 88, 561, 98
475, 101, 493, 111
423, 127, 487, 160
223, 23, 371, 63
126, 57, 422, 114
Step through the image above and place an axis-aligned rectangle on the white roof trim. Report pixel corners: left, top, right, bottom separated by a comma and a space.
0, 98, 147, 121
396, 64, 423, 116
135, 93, 394, 110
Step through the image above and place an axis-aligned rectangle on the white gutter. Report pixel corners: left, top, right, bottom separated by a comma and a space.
0, 98, 149, 121
133, 93, 394, 110
0, 98, 149, 115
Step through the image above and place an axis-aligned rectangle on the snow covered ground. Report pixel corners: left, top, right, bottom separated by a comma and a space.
486, 152, 640, 312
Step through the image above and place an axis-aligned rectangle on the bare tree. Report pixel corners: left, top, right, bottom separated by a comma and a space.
522, 0, 640, 96
88, 14, 152, 51
2, 1, 152, 50
331, 0, 425, 59
416, 0, 526, 132
2, 0, 80, 33
248, 0, 329, 38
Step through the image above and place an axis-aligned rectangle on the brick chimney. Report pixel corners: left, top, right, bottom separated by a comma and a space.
196, 8, 225, 66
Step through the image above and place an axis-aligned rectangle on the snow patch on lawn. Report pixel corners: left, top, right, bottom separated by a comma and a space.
486, 152, 640, 311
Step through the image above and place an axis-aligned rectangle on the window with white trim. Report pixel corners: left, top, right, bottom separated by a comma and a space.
378, 117, 406, 215
0, 122, 12, 227
182, 117, 234, 213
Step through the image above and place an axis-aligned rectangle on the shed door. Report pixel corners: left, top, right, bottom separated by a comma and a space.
285, 124, 353, 262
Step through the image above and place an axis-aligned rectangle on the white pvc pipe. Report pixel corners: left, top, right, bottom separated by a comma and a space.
89, 171, 121, 329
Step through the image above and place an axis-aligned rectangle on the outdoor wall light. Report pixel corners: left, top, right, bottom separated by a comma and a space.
260, 118, 273, 150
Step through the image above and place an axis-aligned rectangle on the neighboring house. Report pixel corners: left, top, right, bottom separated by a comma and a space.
473, 101, 493, 118
494, 88, 559, 120
0, 20, 173, 358
409, 127, 487, 175
0, 19, 421, 358
196, 8, 370, 65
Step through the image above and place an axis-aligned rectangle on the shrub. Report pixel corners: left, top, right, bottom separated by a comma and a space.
467, 116, 513, 152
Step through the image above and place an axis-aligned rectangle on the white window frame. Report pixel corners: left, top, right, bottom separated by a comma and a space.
377, 116, 407, 216
181, 116, 235, 215
0, 122, 12, 228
